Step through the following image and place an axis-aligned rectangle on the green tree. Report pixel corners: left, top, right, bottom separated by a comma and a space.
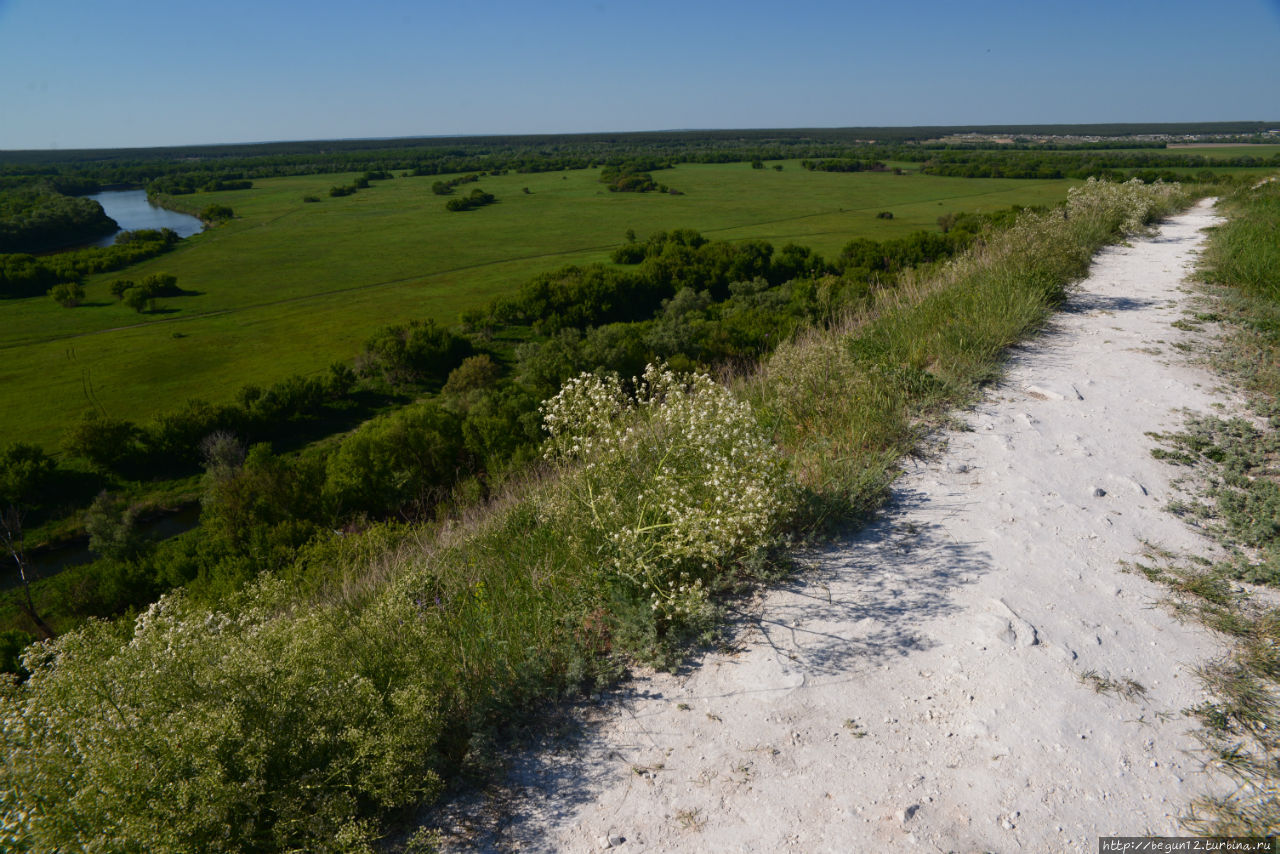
0, 443, 57, 640
441, 354, 501, 404
84, 491, 146, 561
358, 319, 473, 388
0, 443, 54, 508
199, 204, 234, 223
122, 285, 153, 313
49, 281, 85, 307
201, 443, 325, 559
63, 414, 142, 473
140, 272, 179, 295
323, 401, 463, 518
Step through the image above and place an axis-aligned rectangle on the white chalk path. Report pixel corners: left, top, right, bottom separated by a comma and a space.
449, 199, 1231, 853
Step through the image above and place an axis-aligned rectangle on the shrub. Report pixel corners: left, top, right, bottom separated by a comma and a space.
0, 580, 447, 852
0, 629, 33, 676
441, 354, 501, 401
323, 401, 464, 518
0, 443, 54, 508
62, 415, 143, 474
84, 491, 146, 561
541, 364, 790, 623
48, 281, 84, 307
444, 189, 496, 212
358, 319, 473, 389
121, 285, 152, 313
199, 204, 234, 223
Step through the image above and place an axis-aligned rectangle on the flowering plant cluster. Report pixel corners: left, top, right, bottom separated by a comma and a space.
1067, 176, 1184, 236
1, 578, 444, 853
542, 363, 790, 621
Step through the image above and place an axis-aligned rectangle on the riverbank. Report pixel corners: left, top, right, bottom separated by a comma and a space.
84, 189, 204, 246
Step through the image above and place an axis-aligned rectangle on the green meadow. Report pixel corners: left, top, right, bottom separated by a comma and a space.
1, 163, 1077, 447
1166, 143, 1280, 159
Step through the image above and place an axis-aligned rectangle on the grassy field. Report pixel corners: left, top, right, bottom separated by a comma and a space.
1, 163, 1078, 447
1165, 143, 1280, 158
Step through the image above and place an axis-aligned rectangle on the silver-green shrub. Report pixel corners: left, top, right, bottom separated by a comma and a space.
1, 577, 445, 853
541, 363, 791, 620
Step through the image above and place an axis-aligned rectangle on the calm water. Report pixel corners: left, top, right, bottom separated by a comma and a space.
6, 504, 202, 591
86, 189, 204, 246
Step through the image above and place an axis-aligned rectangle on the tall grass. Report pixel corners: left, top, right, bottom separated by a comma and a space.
1203, 179, 1280, 304
1151, 177, 1280, 835
0, 179, 1192, 853
750, 178, 1189, 529
1201, 179, 1280, 412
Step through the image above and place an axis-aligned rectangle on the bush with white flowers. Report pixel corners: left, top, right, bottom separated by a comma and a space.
1067, 176, 1184, 238
542, 363, 790, 622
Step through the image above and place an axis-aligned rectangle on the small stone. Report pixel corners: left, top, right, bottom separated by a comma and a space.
1092, 487, 1107, 498
1001, 817, 1016, 830
1027, 384, 1065, 400
597, 835, 613, 850
898, 804, 920, 824
608, 834, 626, 847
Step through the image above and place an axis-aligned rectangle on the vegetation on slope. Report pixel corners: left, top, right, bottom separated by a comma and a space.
1139, 178, 1280, 835
0, 178, 1192, 852
0, 208, 1000, 647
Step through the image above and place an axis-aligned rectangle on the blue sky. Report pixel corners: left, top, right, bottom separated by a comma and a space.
1, 0, 1278, 151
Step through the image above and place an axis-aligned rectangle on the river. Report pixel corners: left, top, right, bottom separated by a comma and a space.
7, 503, 202, 591
86, 189, 205, 246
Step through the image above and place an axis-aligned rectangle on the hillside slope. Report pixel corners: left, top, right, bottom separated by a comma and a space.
439, 199, 1231, 851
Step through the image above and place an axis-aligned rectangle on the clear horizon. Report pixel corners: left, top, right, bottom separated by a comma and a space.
2, 0, 1279, 151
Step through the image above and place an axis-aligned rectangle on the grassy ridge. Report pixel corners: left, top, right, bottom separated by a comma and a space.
748, 179, 1180, 520
0, 179, 1191, 852
0, 165, 1078, 447
1140, 178, 1280, 834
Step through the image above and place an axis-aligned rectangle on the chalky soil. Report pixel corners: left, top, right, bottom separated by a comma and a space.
451, 199, 1230, 852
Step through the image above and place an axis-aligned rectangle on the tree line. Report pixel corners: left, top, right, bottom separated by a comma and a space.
444, 188, 496, 211
916, 149, 1280, 179
0, 184, 117, 253
0, 228, 180, 299
4, 129, 1275, 220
